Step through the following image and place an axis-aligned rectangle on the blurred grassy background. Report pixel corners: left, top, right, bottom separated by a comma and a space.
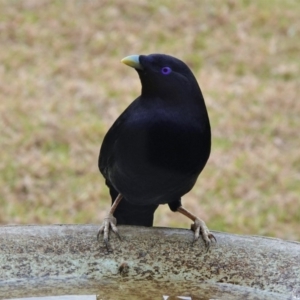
0, 0, 299, 241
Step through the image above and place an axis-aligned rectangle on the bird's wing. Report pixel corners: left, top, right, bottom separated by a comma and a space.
98, 98, 139, 178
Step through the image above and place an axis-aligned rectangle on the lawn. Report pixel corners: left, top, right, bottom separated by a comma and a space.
0, 0, 299, 241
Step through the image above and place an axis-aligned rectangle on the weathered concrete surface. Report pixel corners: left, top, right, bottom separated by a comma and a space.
0, 224, 299, 299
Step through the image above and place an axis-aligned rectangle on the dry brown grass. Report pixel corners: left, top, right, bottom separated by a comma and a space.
0, 0, 299, 240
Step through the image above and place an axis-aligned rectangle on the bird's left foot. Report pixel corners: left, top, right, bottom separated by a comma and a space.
191, 218, 217, 249
97, 213, 121, 251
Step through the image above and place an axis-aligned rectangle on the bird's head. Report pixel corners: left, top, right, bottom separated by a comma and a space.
121, 54, 202, 102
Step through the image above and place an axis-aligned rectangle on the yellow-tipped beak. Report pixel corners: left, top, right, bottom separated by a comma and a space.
121, 55, 143, 70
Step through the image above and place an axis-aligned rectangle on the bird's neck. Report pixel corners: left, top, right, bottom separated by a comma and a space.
139, 92, 208, 121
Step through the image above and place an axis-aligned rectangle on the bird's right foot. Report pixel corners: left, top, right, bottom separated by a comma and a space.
97, 213, 121, 251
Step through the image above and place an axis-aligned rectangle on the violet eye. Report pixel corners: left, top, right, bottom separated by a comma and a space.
161, 67, 172, 75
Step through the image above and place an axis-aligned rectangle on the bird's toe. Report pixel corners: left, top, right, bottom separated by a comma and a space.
97, 214, 120, 251
192, 218, 216, 250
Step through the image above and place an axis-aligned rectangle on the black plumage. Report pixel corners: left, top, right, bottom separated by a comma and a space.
98, 54, 215, 248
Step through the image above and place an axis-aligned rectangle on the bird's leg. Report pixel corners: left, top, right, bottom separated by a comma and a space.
176, 206, 216, 249
97, 193, 123, 250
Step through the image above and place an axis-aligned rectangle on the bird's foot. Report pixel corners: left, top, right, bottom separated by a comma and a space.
191, 218, 216, 250
97, 214, 121, 251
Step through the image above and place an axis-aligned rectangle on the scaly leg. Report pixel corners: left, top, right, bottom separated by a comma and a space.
177, 206, 216, 249
97, 193, 123, 250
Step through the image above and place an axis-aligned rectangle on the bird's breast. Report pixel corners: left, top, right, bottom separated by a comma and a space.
115, 115, 210, 175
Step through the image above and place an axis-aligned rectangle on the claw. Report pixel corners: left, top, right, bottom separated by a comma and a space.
97, 214, 121, 251
191, 218, 216, 250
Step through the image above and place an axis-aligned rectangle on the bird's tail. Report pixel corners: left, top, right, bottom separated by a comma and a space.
114, 200, 158, 227
107, 181, 158, 226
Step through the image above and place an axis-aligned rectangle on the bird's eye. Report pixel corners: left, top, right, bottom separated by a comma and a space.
161, 67, 172, 75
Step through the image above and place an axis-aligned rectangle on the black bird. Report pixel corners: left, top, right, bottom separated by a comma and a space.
98, 54, 215, 248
